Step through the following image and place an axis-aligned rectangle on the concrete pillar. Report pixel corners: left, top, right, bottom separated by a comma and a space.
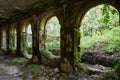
6, 25, 11, 53
30, 15, 40, 63
5, 24, 16, 54
21, 32, 27, 50
17, 22, 24, 56
58, 4, 81, 72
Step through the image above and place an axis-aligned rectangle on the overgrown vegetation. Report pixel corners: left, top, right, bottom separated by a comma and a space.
81, 26, 120, 52
7, 57, 27, 65
80, 4, 119, 51
45, 16, 60, 50
81, 4, 120, 73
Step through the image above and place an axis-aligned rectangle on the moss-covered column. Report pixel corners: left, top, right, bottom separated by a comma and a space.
10, 30, 16, 50
30, 15, 40, 63
17, 22, 24, 56
21, 31, 28, 50
39, 22, 46, 51
58, 4, 81, 72
6, 24, 16, 54
6, 25, 11, 54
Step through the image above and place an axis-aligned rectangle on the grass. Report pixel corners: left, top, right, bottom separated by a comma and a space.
7, 57, 27, 65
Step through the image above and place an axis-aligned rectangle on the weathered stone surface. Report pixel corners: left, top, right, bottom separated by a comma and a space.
82, 50, 120, 67
0, 0, 119, 25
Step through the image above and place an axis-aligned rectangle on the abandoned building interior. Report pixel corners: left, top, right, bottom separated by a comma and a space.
0, 0, 120, 77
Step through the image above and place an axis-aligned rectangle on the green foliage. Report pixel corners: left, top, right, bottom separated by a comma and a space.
74, 47, 81, 65
40, 49, 54, 58
45, 16, 60, 49
7, 57, 27, 65
9, 34, 16, 50
102, 27, 120, 52
98, 5, 118, 29
81, 4, 119, 36
103, 70, 115, 78
46, 41, 60, 50
80, 4, 119, 51
81, 26, 120, 52
114, 58, 120, 71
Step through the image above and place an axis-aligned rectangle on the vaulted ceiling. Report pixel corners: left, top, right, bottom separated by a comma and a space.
0, 0, 120, 25
0, 0, 64, 25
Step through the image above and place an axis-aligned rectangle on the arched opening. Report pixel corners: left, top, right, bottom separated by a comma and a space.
80, 4, 119, 68
45, 16, 61, 55
21, 22, 32, 59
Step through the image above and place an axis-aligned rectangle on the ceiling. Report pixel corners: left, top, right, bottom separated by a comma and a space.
0, 0, 62, 25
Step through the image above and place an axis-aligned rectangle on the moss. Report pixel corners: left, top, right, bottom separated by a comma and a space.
103, 70, 115, 78
7, 57, 27, 65
74, 28, 82, 65
40, 49, 54, 59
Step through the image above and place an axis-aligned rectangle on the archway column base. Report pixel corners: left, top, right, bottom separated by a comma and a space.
60, 58, 74, 73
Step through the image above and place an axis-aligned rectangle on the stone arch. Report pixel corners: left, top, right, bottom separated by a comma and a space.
74, 1, 119, 66
75, 1, 119, 27
38, 11, 61, 67
74, 1, 119, 54
39, 10, 61, 50
17, 19, 33, 58
45, 16, 61, 53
